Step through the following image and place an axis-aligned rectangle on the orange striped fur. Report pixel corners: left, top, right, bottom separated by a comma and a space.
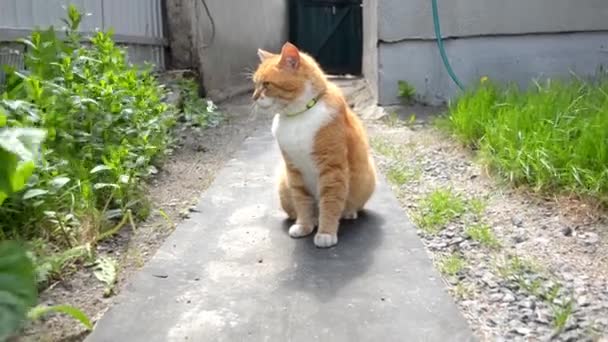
252, 42, 376, 248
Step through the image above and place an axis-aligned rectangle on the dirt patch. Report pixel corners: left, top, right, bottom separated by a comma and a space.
16, 95, 269, 342
366, 112, 608, 341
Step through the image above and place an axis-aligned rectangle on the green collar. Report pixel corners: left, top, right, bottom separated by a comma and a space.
284, 95, 322, 117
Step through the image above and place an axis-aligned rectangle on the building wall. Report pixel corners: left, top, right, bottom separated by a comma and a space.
362, 0, 378, 101
375, 0, 608, 105
192, 0, 289, 101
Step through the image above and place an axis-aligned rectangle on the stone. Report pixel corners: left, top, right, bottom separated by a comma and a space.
511, 216, 524, 227
535, 309, 551, 325
514, 327, 532, 335
519, 299, 536, 310
481, 273, 499, 288
489, 293, 504, 302
503, 293, 516, 302
562, 226, 573, 237
513, 234, 527, 244
582, 232, 600, 246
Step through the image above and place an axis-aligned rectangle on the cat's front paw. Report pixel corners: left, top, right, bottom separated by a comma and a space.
341, 211, 358, 220
314, 233, 338, 248
289, 224, 314, 238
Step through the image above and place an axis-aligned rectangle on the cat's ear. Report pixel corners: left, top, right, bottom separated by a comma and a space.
279, 42, 300, 70
257, 48, 274, 62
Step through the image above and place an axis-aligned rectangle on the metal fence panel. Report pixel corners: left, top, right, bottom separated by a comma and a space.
0, 0, 166, 72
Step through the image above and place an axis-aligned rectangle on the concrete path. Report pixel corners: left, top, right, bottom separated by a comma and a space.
86, 129, 473, 342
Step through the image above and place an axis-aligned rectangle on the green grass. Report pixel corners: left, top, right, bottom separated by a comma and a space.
370, 137, 402, 159
468, 198, 487, 218
383, 112, 417, 128
386, 163, 420, 186
552, 300, 574, 332
444, 77, 608, 202
437, 253, 466, 276
398, 80, 416, 102
415, 188, 466, 234
452, 282, 475, 300
493, 254, 576, 333
465, 223, 500, 248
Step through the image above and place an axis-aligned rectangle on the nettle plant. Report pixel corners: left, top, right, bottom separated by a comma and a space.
0, 125, 91, 339
0, 6, 176, 249
0, 4, 182, 336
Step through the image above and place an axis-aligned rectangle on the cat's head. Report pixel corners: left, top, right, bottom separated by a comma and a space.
252, 42, 325, 114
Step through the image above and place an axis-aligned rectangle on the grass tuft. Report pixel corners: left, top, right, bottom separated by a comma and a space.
465, 223, 501, 248
445, 77, 608, 202
415, 188, 466, 234
437, 253, 466, 276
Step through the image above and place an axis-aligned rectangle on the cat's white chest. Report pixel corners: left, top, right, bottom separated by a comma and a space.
272, 103, 333, 198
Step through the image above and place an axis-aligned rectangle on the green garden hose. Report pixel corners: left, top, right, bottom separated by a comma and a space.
431, 0, 465, 90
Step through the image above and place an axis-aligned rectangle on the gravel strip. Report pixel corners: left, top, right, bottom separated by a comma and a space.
366, 117, 608, 342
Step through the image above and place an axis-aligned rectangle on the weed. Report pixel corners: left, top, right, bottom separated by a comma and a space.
437, 253, 466, 276
552, 300, 574, 332
93, 256, 117, 297
177, 78, 222, 129
465, 223, 500, 248
28, 304, 92, 330
384, 112, 402, 127
468, 198, 487, 218
0, 7, 177, 247
32, 244, 93, 286
494, 254, 539, 279
493, 254, 577, 334
370, 137, 402, 159
415, 188, 466, 234
387, 163, 419, 186
445, 76, 608, 202
157, 208, 175, 230
383, 112, 417, 128
397, 80, 416, 102
127, 245, 145, 268
0, 6, 220, 280
452, 282, 475, 300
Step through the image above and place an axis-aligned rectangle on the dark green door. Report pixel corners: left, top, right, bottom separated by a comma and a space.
289, 0, 363, 75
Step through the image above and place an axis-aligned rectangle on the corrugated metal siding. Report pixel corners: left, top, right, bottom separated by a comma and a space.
0, 0, 165, 71
102, 0, 164, 40
0, 43, 24, 86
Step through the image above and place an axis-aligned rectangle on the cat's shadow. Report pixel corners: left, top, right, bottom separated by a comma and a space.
278, 210, 385, 302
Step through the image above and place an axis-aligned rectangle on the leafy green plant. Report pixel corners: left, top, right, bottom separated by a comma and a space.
0, 6, 178, 260
0, 241, 37, 340
0, 124, 90, 338
177, 78, 222, 129
33, 244, 92, 286
0, 127, 45, 206
397, 80, 416, 103
445, 76, 608, 202
93, 256, 118, 297
28, 304, 92, 330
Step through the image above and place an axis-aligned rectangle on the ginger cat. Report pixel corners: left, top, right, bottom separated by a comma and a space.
252, 42, 376, 248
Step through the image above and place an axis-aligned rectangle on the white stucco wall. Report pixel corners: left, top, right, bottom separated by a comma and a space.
194, 0, 289, 101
